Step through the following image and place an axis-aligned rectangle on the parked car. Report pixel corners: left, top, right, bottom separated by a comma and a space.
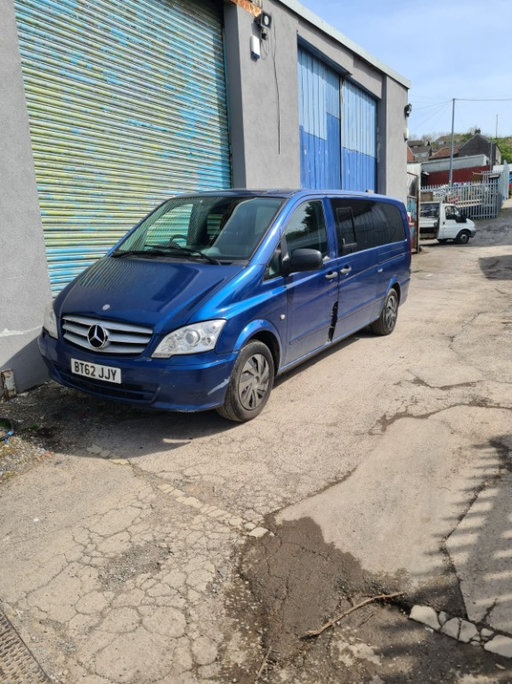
419, 201, 476, 244
39, 190, 411, 422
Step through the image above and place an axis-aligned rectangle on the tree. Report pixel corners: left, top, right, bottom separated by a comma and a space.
496, 137, 512, 163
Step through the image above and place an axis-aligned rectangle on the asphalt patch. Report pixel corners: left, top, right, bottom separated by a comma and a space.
229, 517, 512, 683
479, 254, 512, 280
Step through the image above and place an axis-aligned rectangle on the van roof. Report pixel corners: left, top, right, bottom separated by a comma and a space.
172, 189, 404, 204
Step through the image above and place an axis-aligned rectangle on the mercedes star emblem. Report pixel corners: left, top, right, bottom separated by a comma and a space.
87, 325, 109, 349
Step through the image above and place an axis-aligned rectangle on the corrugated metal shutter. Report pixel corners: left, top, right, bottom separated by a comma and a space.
341, 80, 377, 192
14, 0, 231, 293
298, 48, 341, 189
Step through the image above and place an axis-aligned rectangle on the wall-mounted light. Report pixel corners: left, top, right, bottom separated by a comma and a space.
255, 11, 272, 39
250, 34, 261, 59
404, 103, 412, 117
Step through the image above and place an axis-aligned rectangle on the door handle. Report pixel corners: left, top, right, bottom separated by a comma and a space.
324, 271, 338, 280
339, 266, 352, 275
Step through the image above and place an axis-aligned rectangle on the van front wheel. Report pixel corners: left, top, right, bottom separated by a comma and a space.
217, 341, 274, 422
456, 230, 470, 244
371, 288, 399, 336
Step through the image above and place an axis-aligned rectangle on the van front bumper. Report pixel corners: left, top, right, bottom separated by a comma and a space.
38, 331, 237, 412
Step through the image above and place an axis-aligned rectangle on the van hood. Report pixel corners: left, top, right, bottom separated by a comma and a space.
58, 256, 244, 331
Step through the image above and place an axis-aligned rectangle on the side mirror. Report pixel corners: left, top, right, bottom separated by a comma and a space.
456, 213, 467, 223
282, 248, 323, 276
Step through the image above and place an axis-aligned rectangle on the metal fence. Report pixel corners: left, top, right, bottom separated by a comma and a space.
422, 162, 509, 220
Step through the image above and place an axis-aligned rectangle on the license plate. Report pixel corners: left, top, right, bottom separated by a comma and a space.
71, 359, 122, 384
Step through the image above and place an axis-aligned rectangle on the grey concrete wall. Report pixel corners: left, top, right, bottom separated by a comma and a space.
0, 0, 51, 392
379, 76, 409, 202
224, 0, 409, 199
224, 2, 301, 188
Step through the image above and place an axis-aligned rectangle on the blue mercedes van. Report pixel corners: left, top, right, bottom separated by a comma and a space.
39, 190, 411, 422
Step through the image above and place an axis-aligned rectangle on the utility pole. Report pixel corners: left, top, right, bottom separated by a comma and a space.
448, 98, 456, 188
489, 114, 498, 176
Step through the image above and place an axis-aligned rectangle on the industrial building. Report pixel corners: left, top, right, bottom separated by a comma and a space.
1, 0, 410, 392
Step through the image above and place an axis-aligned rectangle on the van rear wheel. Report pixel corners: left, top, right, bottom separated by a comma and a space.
371, 288, 399, 336
217, 341, 274, 422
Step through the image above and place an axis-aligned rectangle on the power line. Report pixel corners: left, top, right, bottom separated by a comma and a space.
454, 98, 512, 102
410, 101, 451, 112
410, 101, 452, 132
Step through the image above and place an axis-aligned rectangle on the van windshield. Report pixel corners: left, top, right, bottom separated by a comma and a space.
114, 195, 284, 262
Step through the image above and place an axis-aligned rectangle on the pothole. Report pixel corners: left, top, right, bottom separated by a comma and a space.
98, 541, 172, 590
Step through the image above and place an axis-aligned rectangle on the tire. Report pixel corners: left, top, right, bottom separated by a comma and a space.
455, 230, 470, 244
217, 340, 274, 422
370, 288, 399, 336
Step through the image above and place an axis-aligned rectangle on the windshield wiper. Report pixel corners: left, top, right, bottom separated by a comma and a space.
111, 248, 170, 258
165, 245, 221, 265
111, 245, 221, 265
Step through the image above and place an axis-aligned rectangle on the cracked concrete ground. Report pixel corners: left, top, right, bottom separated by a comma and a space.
1, 205, 512, 682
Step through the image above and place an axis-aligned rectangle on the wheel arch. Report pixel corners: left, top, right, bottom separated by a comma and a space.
233, 321, 282, 371
385, 279, 401, 304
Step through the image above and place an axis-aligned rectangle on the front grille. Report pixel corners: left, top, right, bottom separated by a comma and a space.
61, 315, 153, 355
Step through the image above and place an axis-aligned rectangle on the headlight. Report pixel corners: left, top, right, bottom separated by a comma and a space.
43, 301, 58, 339
152, 320, 226, 358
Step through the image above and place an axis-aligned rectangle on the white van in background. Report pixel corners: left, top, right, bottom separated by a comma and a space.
419, 201, 477, 244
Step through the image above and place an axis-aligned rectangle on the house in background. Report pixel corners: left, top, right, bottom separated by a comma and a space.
408, 139, 432, 160
428, 145, 461, 160
2, 0, 411, 393
420, 154, 492, 186
409, 132, 502, 186
458, 133, 501, 166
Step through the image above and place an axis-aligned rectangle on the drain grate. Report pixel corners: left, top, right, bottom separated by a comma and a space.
0, 610, 49, 683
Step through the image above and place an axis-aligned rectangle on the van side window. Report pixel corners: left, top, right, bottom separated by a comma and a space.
420, 203, 439, 219
285, 201, 328, 257
334, 207, 357, 255
330, 199, 405, 254
382, 204, 407, 242
445, 205, 457, 220
264, 200, 327, 279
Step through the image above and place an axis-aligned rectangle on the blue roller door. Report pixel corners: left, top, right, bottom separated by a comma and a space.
342, 80, 377, 192
298, 48, 341, 189
14, 0, 231, 293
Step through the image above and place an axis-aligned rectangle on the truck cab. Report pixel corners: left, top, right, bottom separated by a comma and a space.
419, 201, 477, 244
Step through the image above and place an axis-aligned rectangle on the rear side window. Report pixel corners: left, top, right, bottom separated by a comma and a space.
382, 204, 407, 243
330, 199, 406, 254
420, 203, 438, 218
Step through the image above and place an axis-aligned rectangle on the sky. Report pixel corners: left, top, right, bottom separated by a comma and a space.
297, 0, 512, 141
